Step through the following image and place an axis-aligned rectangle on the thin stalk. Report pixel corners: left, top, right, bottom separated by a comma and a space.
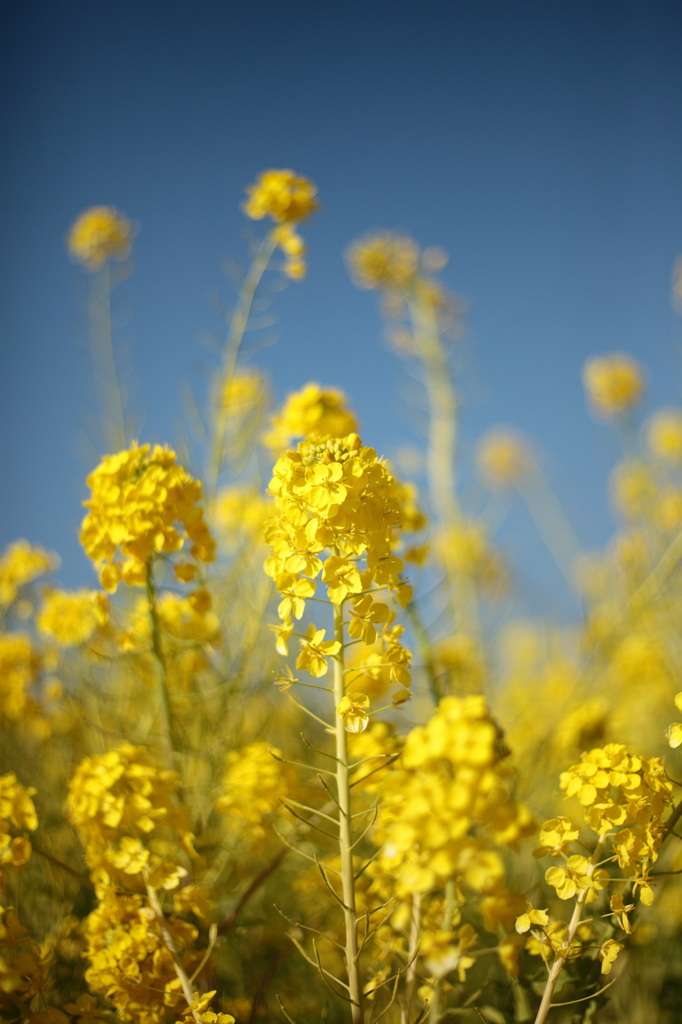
408, 294, 481, 641
205, 230, 278, 507
146, 562, 181, 771
333, 601, 364, 1024
401, 891, 422, 1024
89, 262, 128, 451
533, 835, 608, 1024
518, 469, 583, 593
428, 879, 457, 1024
145, 879, 201, 1023
407, 297, 460, 526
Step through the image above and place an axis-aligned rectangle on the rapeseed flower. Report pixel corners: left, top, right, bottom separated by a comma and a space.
243, 168, 319, 224
80, 442, 215, 591
264, 382, 358, 452
0, 540, 57, 610
347, 233, 420, 292
67, 206, 134, 270
476, 428, 535, 490
647, 408, 682, 462
583, 352, 645, 418
37, 589, 109, 646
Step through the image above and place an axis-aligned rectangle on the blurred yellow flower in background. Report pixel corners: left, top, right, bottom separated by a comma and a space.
67, 205, 134, 270
583, 352, 645, 418
243, 168, 319, 224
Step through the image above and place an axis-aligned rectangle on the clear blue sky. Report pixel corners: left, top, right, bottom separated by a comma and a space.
2, 0, 681, 608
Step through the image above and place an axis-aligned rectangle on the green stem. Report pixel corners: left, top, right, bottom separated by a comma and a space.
89, 262, 128, 451
533, 835, 608, 1024
333, 601, 364, 1024
146, 562, 181, 770
206, 230, 278, 507
401, 890, 422, 1024
145, 879, 201, 1023
429, 879, 457, 1024
408, 294, 481, 642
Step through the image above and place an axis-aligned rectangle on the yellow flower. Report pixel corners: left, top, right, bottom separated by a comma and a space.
647, 408, 682, 462
264, 382, 358, 451
545, 855, 601, 900
598, 938, 623, 975
583, 352, 645, 418
80, 442, 215, 591
216, 740, 299, 842
0, 540, 57, 610
37, 589, 109, 646
296, 624, 341, 677
67, 206, 134, 270
322, 555, 363, 604
243, 168, 319, 224
347, 232, 420, 291
476, 428, 534, 489
515, 904, 549, 934
337, 692, 370, 733
535, 817, 580, 858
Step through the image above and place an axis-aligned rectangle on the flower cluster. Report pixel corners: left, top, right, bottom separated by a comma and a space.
518, 744, 675, 986
559, 743, 672, 889
243, 168, 319, 224
583, 352, 645, 418
646, 407, 682, 462
66, 743, 193, 893
80, 443, 216, 591
0, 772, 38, 880
0, 631, 40, 721
476, 428, 535, 490
0, 539, 57, 611
347, 232, 421, 292
265, 432, 419, 707
67, 205, 134, 270
264, 382, 358, 453
37, 588, 109, 646
243, 168, 318, 279
215, 739, 298, 842
371, 696, 535, 898
83, 888, 199, 1024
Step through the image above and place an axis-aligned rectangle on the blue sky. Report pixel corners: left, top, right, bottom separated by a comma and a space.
2, 0, 681, 610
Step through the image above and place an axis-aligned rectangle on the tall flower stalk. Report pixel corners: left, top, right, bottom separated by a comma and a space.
205, 169, 319, 507
264, 426, 420, 1020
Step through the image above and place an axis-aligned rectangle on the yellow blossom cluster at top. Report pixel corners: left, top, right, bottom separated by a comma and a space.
347, 232, 421, 292
583, 352, 645, 419
0, 539, 57, 611
80, 443, 216, 591
476, 428, 535, 490
243, 169, 319, 225
264, 382, 358, 452
243, 169, 319, 280
265, 433, 419, 613
370, 695, 535, 898
265, 432, 423, 722
67, 205, 134, 270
